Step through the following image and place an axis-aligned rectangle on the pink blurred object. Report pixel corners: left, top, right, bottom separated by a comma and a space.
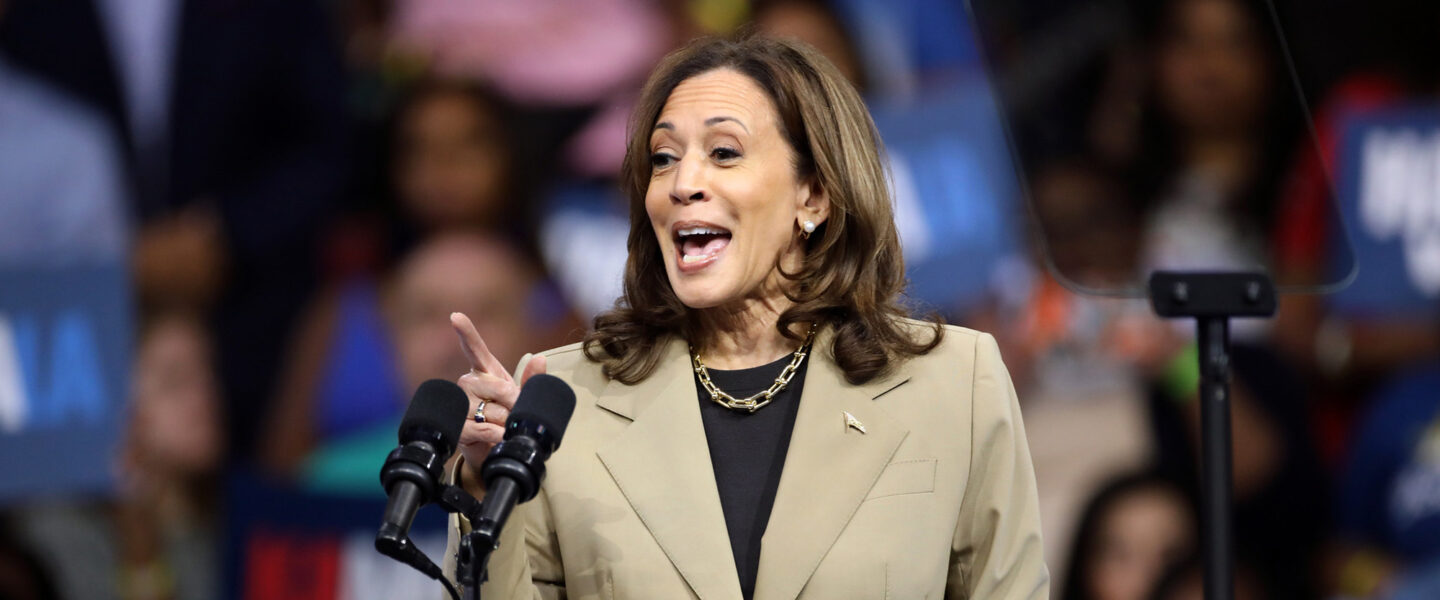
565, 93, 637, 177
389, 0, 673, 107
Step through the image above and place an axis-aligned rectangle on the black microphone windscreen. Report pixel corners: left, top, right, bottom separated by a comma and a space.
400, 379, 468, 450
511, 374, 576, 443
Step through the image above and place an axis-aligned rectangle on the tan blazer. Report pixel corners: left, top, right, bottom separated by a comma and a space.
443, 323, 1049, 599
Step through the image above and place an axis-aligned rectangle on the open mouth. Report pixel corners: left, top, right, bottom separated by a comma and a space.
674, 224, 732, 266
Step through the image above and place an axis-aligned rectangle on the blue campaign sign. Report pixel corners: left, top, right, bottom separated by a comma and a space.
871, 80, 1020, 314
0, 265, 131, 502
1332, 105, 1440, 317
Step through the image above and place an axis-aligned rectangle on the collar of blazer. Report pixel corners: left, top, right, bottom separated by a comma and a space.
593, 324, 913, 600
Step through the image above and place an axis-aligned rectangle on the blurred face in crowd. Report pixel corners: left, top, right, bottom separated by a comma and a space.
1155, 0, 1270, 137
645, 68, 823, 312
391, 233, 535, 389
131, 314, 223, 477
395, 87, 510, 231
1087, 485, 1195, 600
754, 1, 863, 89
1031, 163, 1140, 288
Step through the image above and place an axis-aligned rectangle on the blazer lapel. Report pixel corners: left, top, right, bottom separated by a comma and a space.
754, 329, 912, 600
595, 337, 744, 600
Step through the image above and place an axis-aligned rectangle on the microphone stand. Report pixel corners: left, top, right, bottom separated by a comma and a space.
444, 425, 557, 600
434, 484, 491, 600
1147, 271, 1275, 600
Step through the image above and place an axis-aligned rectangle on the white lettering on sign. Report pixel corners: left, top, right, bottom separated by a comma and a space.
1360, 128, 1440, 296
0, 315, 28, 432
0, 311, 108, 434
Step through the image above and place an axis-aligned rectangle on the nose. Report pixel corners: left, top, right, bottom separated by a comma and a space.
670, 155, 707, 204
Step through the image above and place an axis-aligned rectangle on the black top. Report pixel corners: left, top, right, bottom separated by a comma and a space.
695, 353, 808, 600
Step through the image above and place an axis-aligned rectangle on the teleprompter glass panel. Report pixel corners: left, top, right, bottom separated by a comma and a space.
965, 0, 1356, 297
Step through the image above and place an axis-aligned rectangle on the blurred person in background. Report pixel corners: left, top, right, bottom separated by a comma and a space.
312, 76, 534, 312
979, 1, 1373, 596
0, 1, 135, 596
0, 0, 127, 267
969, 159, 1158, 574
0, 0, 351, 464
6, 311, 224, 600
262, 231, 577, 494
1060, 472, 1196, 600
1269, 0, 1440, 467
1146, 343, 1328, 598
1051, 4, 1333, 592
976, 158, 1146, 396
256, 76, 570, 486
1330, 363, 1440, 599
112, 310, 224, 600
1128, 0, 1297, 282
389, 80, 529, 248
1259, 4, 1440, 596
258, 74, 581, 489
380, 0, 680, 321
256, 75, 581, 486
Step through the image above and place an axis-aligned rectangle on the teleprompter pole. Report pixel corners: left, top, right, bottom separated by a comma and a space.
1197, 315, 1234, 600
1148, 272, 1275, 600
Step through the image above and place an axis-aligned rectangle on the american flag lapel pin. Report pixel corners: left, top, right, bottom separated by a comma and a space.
844, 411, 866, 434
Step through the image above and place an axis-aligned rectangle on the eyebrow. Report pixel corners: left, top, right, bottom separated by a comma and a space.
651, 116, 750, 134
705, 116, 749, 133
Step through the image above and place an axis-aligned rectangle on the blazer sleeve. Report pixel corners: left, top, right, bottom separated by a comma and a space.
442, 456, 566, 599
947, 332, 1050, 599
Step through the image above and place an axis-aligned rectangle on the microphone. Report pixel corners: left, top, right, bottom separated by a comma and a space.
463, 374, 575, 579
376, 379, 468, 577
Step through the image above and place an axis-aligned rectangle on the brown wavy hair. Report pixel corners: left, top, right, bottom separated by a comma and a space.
582, 34, 941, 385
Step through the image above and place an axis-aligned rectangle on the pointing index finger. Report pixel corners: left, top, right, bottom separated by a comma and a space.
450, 312, 507, 377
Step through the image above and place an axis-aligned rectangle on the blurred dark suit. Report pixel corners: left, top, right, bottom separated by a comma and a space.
0, 0, 351, 463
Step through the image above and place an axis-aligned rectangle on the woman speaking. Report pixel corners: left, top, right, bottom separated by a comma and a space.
444, 35, 1048, 599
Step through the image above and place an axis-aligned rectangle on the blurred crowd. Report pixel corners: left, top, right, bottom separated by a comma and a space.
0, 0, 1436, 599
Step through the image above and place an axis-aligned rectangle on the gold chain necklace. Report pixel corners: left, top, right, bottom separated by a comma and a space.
690, 323, 818, 413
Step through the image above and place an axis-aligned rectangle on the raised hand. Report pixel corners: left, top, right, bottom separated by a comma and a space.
451, 312, 547, 492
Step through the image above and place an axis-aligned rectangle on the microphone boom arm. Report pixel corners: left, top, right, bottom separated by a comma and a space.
444, 434, 554, 600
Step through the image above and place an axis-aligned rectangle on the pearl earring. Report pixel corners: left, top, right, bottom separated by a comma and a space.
801, 220, 816, 240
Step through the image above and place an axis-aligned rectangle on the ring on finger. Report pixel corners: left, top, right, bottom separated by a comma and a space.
474, 400, 487, 424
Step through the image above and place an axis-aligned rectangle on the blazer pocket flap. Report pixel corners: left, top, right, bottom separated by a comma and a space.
865, 458, 936, 500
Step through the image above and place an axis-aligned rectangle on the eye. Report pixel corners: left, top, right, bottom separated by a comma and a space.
650, 152, 677, 169
710, 146, 741, 161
